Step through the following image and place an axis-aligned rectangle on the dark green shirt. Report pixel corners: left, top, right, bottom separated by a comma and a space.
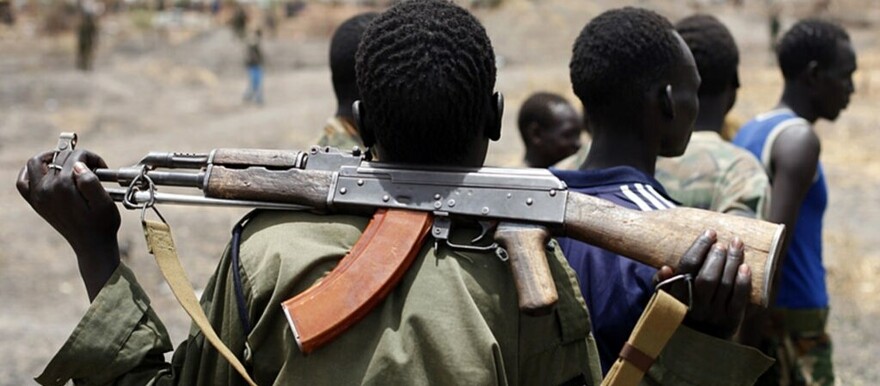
37, 211, 770, 385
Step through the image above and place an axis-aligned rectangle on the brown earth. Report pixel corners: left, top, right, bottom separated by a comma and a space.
0, 1, 878, 384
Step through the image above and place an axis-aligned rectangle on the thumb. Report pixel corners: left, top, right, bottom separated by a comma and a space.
73, 162, 111, 206
653, 265, 675, 286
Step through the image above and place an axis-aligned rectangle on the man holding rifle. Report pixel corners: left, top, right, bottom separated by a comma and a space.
19, 1, 768, 385
556, 8, 771, 380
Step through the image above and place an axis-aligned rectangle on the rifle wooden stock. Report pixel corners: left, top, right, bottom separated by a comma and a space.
562, 193, 784, 307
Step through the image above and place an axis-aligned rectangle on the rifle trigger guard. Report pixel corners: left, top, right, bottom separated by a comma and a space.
431, 217, 498, 253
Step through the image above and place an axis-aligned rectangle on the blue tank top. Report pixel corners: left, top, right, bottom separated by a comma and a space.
733, 109, 828, 308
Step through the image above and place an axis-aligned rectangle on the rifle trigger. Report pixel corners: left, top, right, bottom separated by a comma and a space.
471, 220, 498, 244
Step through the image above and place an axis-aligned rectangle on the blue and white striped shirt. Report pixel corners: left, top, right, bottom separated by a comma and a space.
552, 166, 676, 374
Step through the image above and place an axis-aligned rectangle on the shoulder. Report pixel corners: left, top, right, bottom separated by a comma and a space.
237, 211, 370, 300
767, 121, 820, 187
718, 141, 767, 173
770, 121, 820, 168
241, 210, 369, 250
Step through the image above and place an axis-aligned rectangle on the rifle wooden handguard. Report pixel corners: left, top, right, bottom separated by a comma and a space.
282, 209, 432, 354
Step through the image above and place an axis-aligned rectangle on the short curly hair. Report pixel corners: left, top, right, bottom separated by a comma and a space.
676, 14, 739, 96
777, 18, 850, 80
356, 0, 496, 164
330, 12, 378, 104
570, 7, 679, 128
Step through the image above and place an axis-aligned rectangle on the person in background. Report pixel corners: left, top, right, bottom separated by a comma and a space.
314, 12, 378, 152
516, 92, 583, 168
76, 8, 98, 71
733, 18, 857, 386
243, 29, 264, 105
230, 4, 248, 40
655, 14, 770, 218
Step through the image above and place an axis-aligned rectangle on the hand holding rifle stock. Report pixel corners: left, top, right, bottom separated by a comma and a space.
18, 133, 784, 351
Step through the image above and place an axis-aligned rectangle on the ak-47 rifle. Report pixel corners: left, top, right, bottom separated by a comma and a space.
62, 133, 784, 354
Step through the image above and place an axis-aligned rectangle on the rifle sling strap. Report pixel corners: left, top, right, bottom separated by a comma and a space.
601, 290, 687, 386
143, 219, 259, 386
282, 209, 433, 354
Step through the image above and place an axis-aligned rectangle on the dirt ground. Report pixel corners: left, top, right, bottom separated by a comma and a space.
1, 0, 878, 384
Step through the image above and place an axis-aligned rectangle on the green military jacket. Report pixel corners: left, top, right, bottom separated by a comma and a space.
655, 131, 770, 218
36, 211, 770, 386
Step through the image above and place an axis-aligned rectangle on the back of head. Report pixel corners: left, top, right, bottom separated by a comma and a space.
570, 7, 679, 130
356, 0, 496, 165
517, 92, 570, 141
777, 18, 850, 80
676, 14, 739, 97
330, 12, 378, 104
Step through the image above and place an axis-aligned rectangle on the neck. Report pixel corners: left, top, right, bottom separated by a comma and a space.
335, 102, 355, 124
693, 95, 728, 133
779, 83, 819, 123
580, 128, 657, 175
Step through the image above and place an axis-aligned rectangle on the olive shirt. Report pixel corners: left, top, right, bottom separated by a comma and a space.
655, 131, 770, 218
37, 211, 770, 386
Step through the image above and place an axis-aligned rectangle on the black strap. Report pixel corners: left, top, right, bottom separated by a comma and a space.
231, 210, 260, 336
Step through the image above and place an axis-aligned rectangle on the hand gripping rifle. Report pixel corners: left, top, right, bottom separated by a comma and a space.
70, 133, 784, 354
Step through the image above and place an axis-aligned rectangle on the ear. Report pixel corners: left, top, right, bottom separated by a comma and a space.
353, 100, 374, 148
486, 92, 503, 141
658, 84, 676, 120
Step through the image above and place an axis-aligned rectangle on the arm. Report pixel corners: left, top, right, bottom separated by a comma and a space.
765, 124, 820, 265
35, 249, 254, 386
16, 150, 120, 301
17, 149, 174, 385
19, 149, 251, 385
738, 124, 819, 348
35, 264, 176, 385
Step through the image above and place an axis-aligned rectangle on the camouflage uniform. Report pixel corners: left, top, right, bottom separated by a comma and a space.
755, 309, 834, 386
315, 116, 364, 152
655, 131, 770, 218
